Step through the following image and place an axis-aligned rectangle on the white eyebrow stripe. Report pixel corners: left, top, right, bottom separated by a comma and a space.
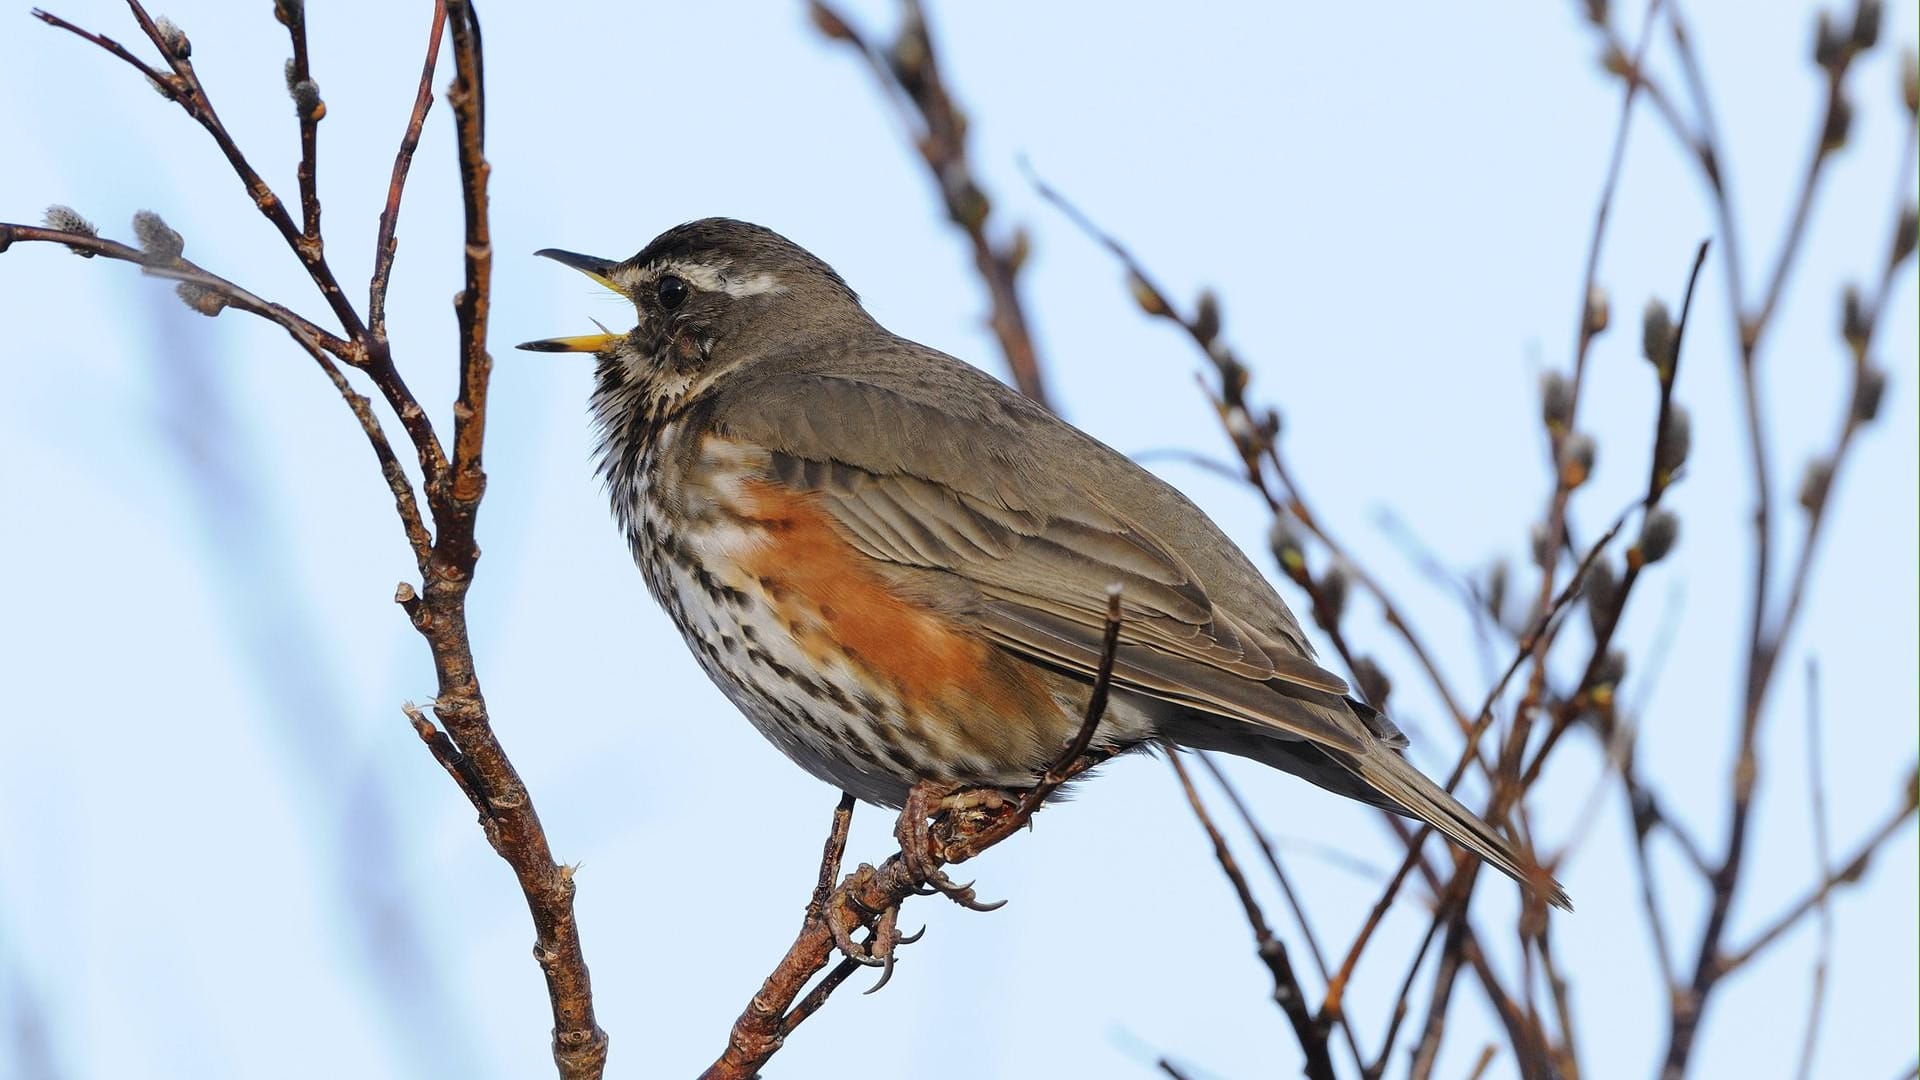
617, 259, 787, 298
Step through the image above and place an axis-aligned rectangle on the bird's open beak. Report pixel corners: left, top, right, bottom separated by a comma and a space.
516, 248, 627, 353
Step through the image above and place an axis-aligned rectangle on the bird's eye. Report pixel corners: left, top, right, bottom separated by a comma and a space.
656, 275, 689, 311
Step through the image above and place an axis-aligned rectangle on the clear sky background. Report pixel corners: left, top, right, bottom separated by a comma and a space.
1, 2, 1914, 1079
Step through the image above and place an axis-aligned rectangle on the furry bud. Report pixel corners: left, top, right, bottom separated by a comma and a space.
1590, 650, 1628, 703
1584, 557, 1619, 636
290, 79, 324, 120
1798, 458, 1833, 512
1352, 656, 1391, 711
1192, 289, 1222, 345
1893, 204, 1917, 268
1541, 371, 1574, 432
1852, 367, 1887, 423
1129, 273, 1168, 317
132, 210, 184, 265
1654, 406, 1691, 488
1559, 431, 1596, 488
42, 205, 98, 257
1841, 283, 1868, 352
153, 16, 191, 58
1318, 562, 1350, 625
1852, 0, 1882, 50
1269, 515, 1306, 577
1635, 509, 1679, 564
1642, 298, 1674, 370
175, 281, 227, 316
1583, 285, 1610, 337
1815, 10, 1847, 71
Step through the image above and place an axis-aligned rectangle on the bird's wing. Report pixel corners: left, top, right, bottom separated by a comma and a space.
711, 366, 1372, 754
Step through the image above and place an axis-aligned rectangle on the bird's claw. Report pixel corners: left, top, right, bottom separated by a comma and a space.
925, 868, 1007, 911
896, 781, 1010, 912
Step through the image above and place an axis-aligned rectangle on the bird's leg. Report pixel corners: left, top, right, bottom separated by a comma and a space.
895, 780, 1009, 912
804, 791, 857, 924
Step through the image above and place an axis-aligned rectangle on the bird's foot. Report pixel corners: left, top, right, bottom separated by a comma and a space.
822, 871, 925, 994
896, 780, 1009, 912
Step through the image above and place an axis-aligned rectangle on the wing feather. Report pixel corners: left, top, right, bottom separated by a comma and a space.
710, 367, 1365, 751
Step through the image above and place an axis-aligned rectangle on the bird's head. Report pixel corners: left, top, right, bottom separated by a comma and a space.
517, 217, 866, 384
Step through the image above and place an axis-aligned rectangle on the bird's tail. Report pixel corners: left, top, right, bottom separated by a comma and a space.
1340, 744, 1571, 911
1163, 705, 1570, 910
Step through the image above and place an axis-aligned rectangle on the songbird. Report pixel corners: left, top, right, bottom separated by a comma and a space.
520, 218, 1567, 916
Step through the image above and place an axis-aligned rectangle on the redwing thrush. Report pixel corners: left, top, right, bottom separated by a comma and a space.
521, 218, 1568, 911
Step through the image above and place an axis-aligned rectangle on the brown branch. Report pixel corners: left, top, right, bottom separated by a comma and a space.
370, 0, 449, 347
36, 1, 367, 343
810, 0, 1053, 409
1406, 911, 1470, 1080
0, 224, 353, 359
1646, 9, 1908, 1071
1494, 0, 1666, 841
701, 590, 1126, 1080
1168, 752, 1336, 1080
1196, 758, 1333, 984
439, 0, 493, 573
1198, 754, 1369, 1074
33, 1, 454, 491
13, 4, 606, 1075
393, 5, 603, 1077
1515, 237, 1711, 792
1318, 509, 1626, 1028
276, 0, 323, 244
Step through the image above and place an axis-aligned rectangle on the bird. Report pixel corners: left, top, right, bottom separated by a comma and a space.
519, 217, 1569, 920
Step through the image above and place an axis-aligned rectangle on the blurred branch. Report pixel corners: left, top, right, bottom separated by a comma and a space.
1580, 3, 1920, 1073
5, 3, 605, 1076
1792, 661, 1833, 1080
810, 0, 1052, 409
1715, 764, 1918, 976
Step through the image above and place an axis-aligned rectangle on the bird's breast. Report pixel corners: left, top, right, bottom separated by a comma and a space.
625, 432, 1072, 792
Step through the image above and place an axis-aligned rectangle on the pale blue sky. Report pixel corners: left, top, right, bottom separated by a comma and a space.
1, 2, 1914, 1078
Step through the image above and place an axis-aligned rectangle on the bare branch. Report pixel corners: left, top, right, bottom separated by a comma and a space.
1716, 765, 1918, 976
370, 1, 450, 345
1792, 661, 1834, 1080
1168, 751, 1336, 1080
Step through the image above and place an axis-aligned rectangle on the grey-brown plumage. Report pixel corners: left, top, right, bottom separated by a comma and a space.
522, 217, 1569, 910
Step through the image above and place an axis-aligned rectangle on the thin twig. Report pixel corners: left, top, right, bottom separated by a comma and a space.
1157, 1059, 1198, 1080
369, 0, 450, 348
1318, 509, 1627, 1025
1793, 661, 1833, 1080
1716, 766, 1918, 975
1197, 753, 1367, 1075
277, 0, 323, 244
1168, 751, 1335, 1080
0, 224, 352, 358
